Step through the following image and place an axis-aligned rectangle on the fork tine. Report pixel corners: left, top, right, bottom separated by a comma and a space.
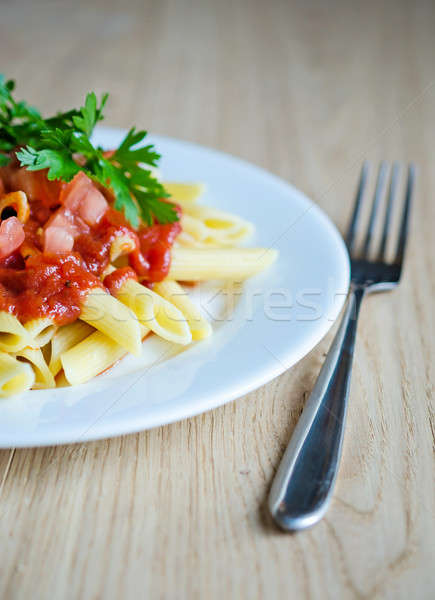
394, 164, 415, 266
378, 162, 400, 259
362, 162, 388, 257
346, 162, 369, 252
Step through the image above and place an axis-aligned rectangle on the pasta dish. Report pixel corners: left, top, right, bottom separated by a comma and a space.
0, 78, 277, 395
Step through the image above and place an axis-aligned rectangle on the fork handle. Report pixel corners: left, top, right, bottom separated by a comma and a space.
268, 286, 365, 531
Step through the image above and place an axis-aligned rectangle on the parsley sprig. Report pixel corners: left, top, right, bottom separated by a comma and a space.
0, 76, 176, 227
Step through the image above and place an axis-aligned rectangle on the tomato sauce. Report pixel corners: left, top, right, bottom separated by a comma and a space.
0, 167, 181, 325
103, 266, 138, 295
0, 254, 102, 324
129, 206, 182, 282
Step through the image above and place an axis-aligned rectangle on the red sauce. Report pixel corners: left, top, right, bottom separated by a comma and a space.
103, 266, 137, 295
0, 166, 181, 324
0, 254, 102, 324
129, 205, 182, 282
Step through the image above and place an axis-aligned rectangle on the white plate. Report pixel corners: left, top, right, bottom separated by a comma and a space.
0, 128, 350, 447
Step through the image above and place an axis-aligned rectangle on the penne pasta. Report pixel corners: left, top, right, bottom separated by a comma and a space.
14, 346, 55, 389
168, 247, 278, 281
48, 321, 94, 376
80, 288, 142, 356
163, 182, 205, 206
41, 340, 51, 365
24, 317, 57, 348
61, 331, 130, 385
110, 233, 137, 262
0, 311, 32, 353
55, 370, 70, 388
178, 207, 254, 248
154, 280, 212, 341
114, 277, 192, 345
0, 351, 35, 397
0, 191, 30, 223
61, 325, 149, 386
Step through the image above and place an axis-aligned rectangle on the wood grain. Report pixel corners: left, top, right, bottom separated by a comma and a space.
0, 0, 434, 598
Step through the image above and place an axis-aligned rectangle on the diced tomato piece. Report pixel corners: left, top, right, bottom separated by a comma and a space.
46, 209, 88, 239
60, 171, 94, 211
79, 186, 108, 226
44, 226, 74, 254
0, 217, 25, 259
43, 191, 132, 268
43, 172, 108, 252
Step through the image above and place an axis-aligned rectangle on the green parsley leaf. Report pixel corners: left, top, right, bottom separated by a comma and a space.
16, 146, 80, 181
0, 76, 177, 227
98, 160, 141, 227
72, 92, 97, 137
113, 127, 161, 168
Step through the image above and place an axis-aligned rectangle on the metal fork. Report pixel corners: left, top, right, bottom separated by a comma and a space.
268, 162, 415, 531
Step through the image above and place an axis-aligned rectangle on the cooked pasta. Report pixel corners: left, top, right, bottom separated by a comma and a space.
0, 311, 32, 353
80, 289, 142, 356
168, 247, 278, 281
49, 321, 94, 376
110, 233, 137, 262
24, 317, 57, 348
0, 352, 35, 397
178, 208, 254, 248
0, 191, 30, 223
61, 331, 130, 385
61, 326, 149, 385
114, 278, 192, 345
163, 182, 205, 205
154, 280, 212, 341
14, 346, 55, 389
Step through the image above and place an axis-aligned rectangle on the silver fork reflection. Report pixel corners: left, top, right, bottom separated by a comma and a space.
268, 162, 415, 531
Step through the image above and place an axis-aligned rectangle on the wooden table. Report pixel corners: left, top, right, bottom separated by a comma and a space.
0, 1, 434, 598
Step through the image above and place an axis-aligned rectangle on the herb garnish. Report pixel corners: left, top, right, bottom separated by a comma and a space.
0, 76, 176, 227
